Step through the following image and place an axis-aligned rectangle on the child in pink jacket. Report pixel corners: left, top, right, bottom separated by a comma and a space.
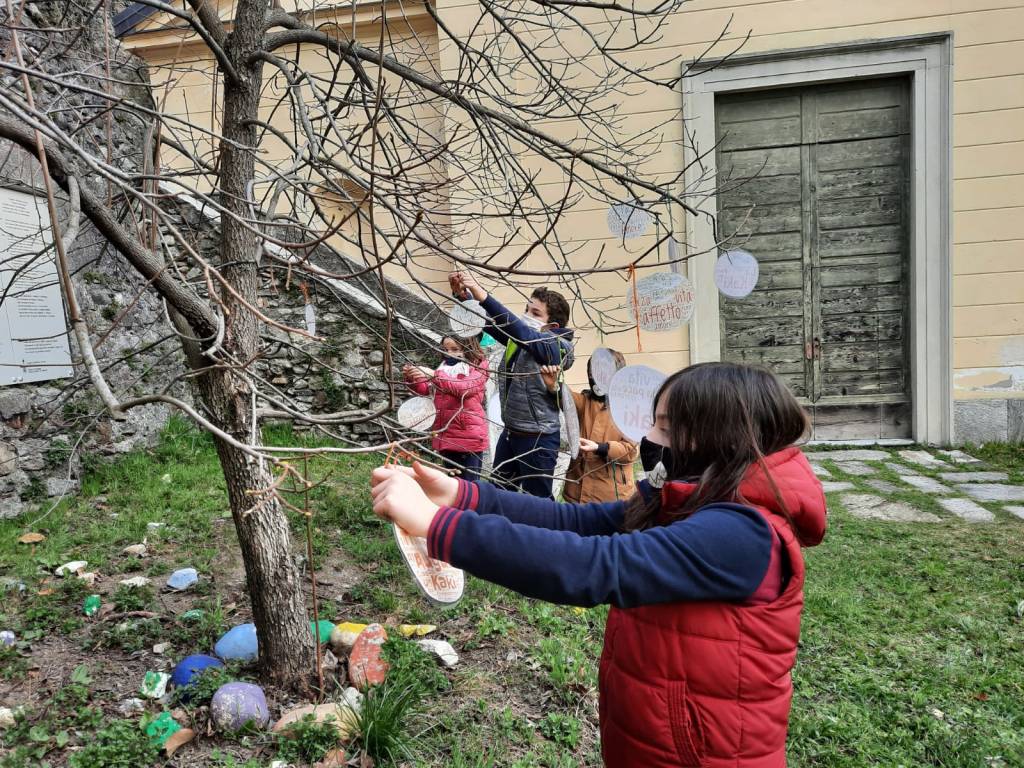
402, 335, 490, 480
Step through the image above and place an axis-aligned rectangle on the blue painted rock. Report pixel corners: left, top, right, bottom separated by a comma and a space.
214, 624, 258, 663
166, 568, 199, 591
210, 682, 270, 731
171, 654, 224, 690
348, 623, 389, 690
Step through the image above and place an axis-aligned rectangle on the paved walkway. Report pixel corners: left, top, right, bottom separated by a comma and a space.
804, 447, 1024, 524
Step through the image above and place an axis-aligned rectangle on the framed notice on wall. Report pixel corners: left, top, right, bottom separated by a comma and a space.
0, 186, 73, 386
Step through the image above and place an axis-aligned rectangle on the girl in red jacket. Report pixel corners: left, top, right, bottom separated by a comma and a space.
402, 335, 489, 481
375, 362, 825, 766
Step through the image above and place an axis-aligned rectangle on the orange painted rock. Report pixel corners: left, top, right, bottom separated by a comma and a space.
316, 748, 347, 768
348, 624, 389, 690
273, 702, 358, 741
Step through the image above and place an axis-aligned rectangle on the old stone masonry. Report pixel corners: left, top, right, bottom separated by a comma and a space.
806, 447, 1024, 524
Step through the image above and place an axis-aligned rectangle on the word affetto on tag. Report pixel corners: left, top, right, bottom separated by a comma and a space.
393, 524, 464, 606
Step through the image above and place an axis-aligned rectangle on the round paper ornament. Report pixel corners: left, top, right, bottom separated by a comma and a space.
607, 201, 652, 239
714, 249, 759, 299
608, 364, 667, 442
627, 272, 695, 332
588, 347, 619, 396
396, 397, 436, 432
393, 524, 464, 606
448, 300, 486, 338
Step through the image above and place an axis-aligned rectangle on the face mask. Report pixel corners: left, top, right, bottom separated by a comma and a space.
442, 355, 461, 366
640, 436, 674, 489
520, 313, 544, 331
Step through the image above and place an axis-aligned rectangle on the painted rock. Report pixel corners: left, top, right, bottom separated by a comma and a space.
163, 727, 195, 756
144, 710, 181, 747
123, 543, 148, 558
311, 619, 335, 645
140, 671, 171, 699
348, 623, 389, 690
210, 682, 270, 731
272, 702, 358, 740
398, 624, 437, 638
179, 609, 204, 622
83, 595, 101, 616
0, 630, 14, 646
119, 576, 152, 588
170, 654, 224, 690
55, 560, 87, 577
166, 568, 199, 591
215, 623, 258, 663
0, 707, 16, 728
316, 748, 348, 768
329, 622, 367, 654
417, 638, 459, 668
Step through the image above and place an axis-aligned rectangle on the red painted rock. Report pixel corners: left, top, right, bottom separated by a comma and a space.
348, 623, 389, 690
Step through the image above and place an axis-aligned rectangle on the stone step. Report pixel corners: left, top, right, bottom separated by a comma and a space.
958, 484, 1024, 503
937, 471, 1008, 483
937, 497, 994, 523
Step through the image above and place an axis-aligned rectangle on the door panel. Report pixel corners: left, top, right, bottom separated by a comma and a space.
715, 77, 911, 440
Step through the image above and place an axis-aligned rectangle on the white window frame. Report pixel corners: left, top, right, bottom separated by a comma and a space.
682, 33, 953, 445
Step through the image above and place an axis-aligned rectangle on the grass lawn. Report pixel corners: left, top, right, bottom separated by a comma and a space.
1, 421, 1022, 766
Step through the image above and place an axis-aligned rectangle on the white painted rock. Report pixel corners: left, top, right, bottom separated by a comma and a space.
0, 707, 16, 728
77, 572, 98, 586
123, 543, 148, 558
55, 560, 88, 577
117, 698, 145, 716
119, 576, 152, 588
417, 639, 459, 668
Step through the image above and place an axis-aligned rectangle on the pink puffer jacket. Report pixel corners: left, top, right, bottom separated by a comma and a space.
407, 360, 489, 453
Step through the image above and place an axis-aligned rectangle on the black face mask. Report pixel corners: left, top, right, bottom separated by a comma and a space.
640, 436, 674, 480
442, 356, 461, 366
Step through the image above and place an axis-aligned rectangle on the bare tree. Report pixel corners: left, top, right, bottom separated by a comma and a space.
0, 0, 732, 690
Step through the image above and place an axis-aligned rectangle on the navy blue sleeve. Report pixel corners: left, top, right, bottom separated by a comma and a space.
428, 504, 773, 608
480, 295, 569, 366
472, 480, 624, 536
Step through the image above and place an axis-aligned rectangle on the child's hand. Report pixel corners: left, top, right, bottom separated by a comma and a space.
370, 466, 439, 538
579, 438, 600, 452
380, 461, 460, 507
449, 270, 486, 302
539, 364, 560, 393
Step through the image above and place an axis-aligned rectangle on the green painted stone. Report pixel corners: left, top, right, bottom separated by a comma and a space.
310, 619, 334, 645
144, 711, 181, 747
83, 595, 101, 617
180, 609, 204, 622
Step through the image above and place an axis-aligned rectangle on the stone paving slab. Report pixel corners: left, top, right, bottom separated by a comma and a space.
821, 481, 855, 493
834, 461, 875, 476
803, 449, 890, 462
885, 461, 918, 476
937, 497, 995, 523
959, 484, 1024, 503
865, 479, 901, 493
1004, 505, 1024, 521
898, 450, 949, 468
937, 450, 983, 466
900, 475, 954, 495
809, 463, 831, 478
841, 493, 941, 523
937, 471, 1008, 483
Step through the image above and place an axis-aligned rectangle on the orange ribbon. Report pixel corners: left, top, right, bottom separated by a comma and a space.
626, 263, 643, 353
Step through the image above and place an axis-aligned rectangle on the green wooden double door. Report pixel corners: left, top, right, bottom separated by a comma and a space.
715, 77, 912, 440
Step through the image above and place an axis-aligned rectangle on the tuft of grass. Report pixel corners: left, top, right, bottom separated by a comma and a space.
351, 680, 423, 764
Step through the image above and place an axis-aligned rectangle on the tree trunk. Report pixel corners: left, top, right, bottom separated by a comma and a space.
190, 0, 314, 691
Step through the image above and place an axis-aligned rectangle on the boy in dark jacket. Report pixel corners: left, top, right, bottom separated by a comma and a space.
449, 271, 574, 498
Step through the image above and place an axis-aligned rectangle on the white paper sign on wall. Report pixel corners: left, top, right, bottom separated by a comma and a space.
0, 187, 73, 386
627, 272, 695, 332
448, 300, 486, 338
304, 303, 316, 335
607, 201, 651, 240
393, 524, 464, 606
588, 347, 619, 396
397, 396, 436, 432
608, 364, 667, 442
714, 249, 759, 299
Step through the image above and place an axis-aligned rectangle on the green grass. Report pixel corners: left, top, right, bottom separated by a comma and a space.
2, 426, 1023, 766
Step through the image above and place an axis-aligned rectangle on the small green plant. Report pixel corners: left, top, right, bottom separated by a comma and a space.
477, 611, 514, 638
44, 440, 72, 469
0, 646, 28, 681
351, 681, 422, 764
382, 636, 449, 695
274, 713, 341, 764
539, 712, 580, 749
67, 719, 159, 768
171, 665, 237, 707
111, 583, 155, 613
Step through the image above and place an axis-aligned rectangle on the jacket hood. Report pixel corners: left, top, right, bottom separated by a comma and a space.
660, 446, 827, 547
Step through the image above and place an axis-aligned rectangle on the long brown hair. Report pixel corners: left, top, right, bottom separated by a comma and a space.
443, 334, 485, 366
622, 362, 809, 532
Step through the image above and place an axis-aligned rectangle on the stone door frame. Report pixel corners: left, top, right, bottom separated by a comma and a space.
682, 33, 952, 445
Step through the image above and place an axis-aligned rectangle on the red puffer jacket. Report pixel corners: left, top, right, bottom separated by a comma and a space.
408, 360, 489, 453
599, 447, 826, 768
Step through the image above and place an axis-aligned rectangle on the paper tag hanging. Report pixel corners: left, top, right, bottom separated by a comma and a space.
714, 249, 759, 299
396, 397, 436, 432
560, 382, 580, 460
448, 299, 486, 338
304, 303, 316, 335
393, 524, 464, 606
589, 347, 619, 396
607, 201, 651, 239
608, 364, 667, 442
667, 236, 680, 264
627, 272, 695, 332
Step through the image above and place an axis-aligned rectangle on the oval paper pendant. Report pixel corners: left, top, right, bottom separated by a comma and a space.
608, 364, 667, 442
607, 201, 651, 239
588, 347, 620, 396
448, 299, 486, 338
397, 397, 436, 432
714, 249, 759, 299
393, 524, 464, 606
627, 272, 695, 332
